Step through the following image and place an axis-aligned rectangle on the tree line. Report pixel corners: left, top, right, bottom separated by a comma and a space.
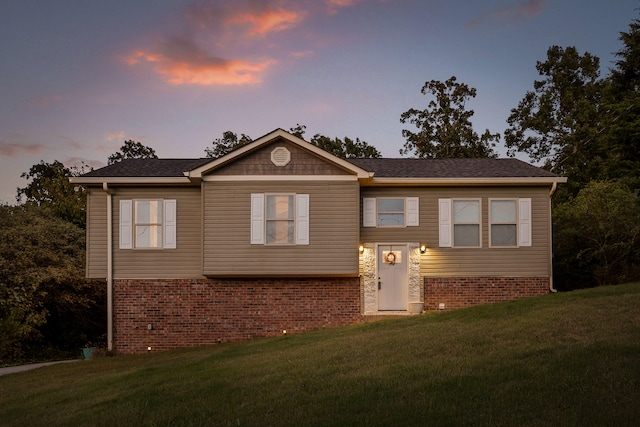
2, 14, 640, 363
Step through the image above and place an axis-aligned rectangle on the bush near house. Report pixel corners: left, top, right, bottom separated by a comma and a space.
0, 205, 106, 365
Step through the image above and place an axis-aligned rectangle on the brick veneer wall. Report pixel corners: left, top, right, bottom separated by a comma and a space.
423, 276, 550, 310
113, 277, 361, 354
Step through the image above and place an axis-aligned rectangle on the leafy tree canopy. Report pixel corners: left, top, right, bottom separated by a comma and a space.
553, 181, 640, 289
504, 46, 603, 193
205, 126, 381, 159
204, 131, 253, 159
16, 160, 87, 227
599, 17, 640, 192
309, 134, 381, 158
290, 124, 381, 158
400, 76, 499, 158
0, 205, 105, 362
108, 140, 158, 165
289, 124, 306, 139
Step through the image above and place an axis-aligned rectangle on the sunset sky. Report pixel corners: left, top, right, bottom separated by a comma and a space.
1, 0, 637, 203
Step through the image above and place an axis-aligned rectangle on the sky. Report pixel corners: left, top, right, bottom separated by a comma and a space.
0, 0, 637, 204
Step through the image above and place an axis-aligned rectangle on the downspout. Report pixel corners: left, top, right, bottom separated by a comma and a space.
548, 182, 558, 293
102, 182, 114, 351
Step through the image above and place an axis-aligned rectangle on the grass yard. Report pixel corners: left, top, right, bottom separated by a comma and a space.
1, 283, 639, 426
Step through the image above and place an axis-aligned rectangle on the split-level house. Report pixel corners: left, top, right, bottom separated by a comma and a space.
71, 128, 566, 353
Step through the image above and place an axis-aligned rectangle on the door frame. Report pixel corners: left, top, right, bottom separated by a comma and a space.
375, 243, 410, 311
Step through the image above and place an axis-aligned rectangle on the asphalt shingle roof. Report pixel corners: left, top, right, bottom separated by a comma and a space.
82, 158, 211, 177
347, 158, 558, 178
81, 157, 560, 179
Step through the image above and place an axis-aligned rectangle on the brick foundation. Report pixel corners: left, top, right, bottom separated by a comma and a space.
113, 277, 361, 354
424, 276, 550, 310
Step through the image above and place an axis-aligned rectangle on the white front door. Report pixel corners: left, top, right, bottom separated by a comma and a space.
378, 245, 408, 311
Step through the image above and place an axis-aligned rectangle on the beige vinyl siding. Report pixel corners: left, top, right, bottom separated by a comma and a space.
112, 187, 203, 279
203, 180, 359, 276
86, 188, 108, 279
360, 186, 552, 277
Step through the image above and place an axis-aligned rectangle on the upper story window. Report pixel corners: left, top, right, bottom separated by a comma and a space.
251, 193, 309, 245
135, 200, 163, 248
377, 198, 405, 226
438, 198, 532, 248
490, 199, 517, 247
119, 199, 176, 249
453, 199, 481, 247
266, 194, 294, 244
362, 197, 419, 227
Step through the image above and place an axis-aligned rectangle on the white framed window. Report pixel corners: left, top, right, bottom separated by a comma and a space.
250, 193, 309, 245
266, 194, 294, 244
439, 199, 481, 247
362, 197, 419, 227
438, 198, 532, 248
453, 199, 481, 247
490, 199, 517, 247
119, 199, 176, 249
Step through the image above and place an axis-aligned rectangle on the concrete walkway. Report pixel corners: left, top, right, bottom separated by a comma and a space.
0, 360, 79, 377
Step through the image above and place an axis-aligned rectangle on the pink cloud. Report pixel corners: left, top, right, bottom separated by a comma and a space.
29, 94, 62, 108
0, 142, 46, 158
325, 0, 363, 14
125, 0, 380, 86
124, 2, 307, 86
127, 37, 275, 86
105, 131, 126, 142
467, 0, 546, 29
228, 7, 305, 37
185, 1, 305, 38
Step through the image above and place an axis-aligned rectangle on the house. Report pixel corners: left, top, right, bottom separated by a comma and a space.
71, 128, 566, 354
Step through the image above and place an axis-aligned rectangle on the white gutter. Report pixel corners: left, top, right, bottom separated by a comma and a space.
548, 182, 557, 293
102, 182, 114, 351
360, 177, 568, 187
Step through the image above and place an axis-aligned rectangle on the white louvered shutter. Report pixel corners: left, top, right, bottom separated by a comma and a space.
119, 200, 133, 249
518, 198, 532, 247
438, 199, 452, 247
363, 197, 376, 227
250, 194, 265, 244
406, 197, 419, 226
163, 199, 177, 249
295, 194, 310, 245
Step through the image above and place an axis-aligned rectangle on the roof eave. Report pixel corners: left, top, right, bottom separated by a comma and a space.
360, 177, 568, 186
70, 177, 193, 185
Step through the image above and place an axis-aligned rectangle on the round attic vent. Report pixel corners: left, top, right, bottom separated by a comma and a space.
271, 147, 291, 166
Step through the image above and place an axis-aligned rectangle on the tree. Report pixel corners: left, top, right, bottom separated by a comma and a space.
204, 131, 253, 158
205, 126, 382, 159
289, 124, 306, 138
610, 17, 640, 93
16, 160, 87, 227
599, 17, 640, 192
552, 182, 640, 289
108, 140, 158, 165
504, 46, 603, 193
0, 205, 105, 362
290, 123, 381, 158
400, 76, 499, 158
309, 134, 381, 158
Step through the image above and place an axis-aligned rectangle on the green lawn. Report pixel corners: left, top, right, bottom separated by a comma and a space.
1, 283, 639, 426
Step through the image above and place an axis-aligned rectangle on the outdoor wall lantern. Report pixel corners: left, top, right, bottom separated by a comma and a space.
359, 244, 364, 253
420, 244, 427, 254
